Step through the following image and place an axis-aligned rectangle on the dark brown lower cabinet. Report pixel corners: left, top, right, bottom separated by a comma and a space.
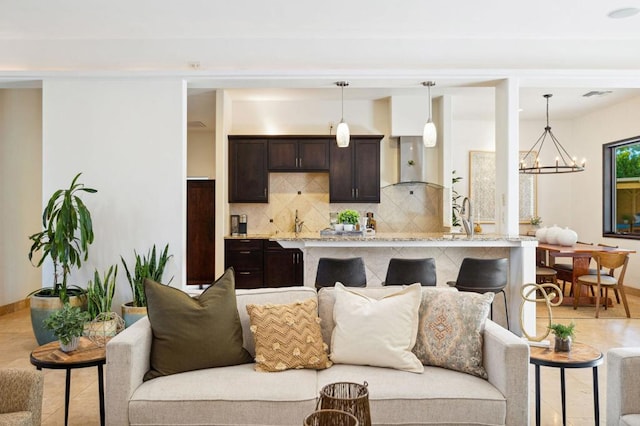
264, 241, 303, 287
225, 239, 303, 288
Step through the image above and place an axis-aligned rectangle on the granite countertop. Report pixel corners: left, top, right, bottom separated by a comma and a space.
271, 232, 536, 242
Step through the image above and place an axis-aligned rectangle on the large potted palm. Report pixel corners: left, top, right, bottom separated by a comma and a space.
120, 243, 173, 327
28, 173, 97, 344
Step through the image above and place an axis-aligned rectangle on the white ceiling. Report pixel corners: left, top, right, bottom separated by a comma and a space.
3, 0, 640, 120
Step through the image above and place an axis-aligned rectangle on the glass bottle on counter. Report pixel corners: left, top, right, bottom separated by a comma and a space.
366, 212, 376, 231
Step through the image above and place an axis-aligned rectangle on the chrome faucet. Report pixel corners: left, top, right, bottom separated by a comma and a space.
460, 197, 474, 238
294, 210, 304, 233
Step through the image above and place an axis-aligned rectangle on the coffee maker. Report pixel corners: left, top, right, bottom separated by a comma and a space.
239, 214, 248, 235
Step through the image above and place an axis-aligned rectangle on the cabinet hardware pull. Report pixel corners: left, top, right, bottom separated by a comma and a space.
240, 240, 250, 243
264, 188, 267, 197
240, 251, 251, 254
355, 188, 359, 198
351, 188, 355, 198
239, 271, 250, 275
299, 158, 302, 168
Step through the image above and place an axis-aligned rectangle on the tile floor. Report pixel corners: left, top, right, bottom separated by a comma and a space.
1, 293, 639, 425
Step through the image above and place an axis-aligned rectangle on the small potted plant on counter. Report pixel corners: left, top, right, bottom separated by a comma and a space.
43, 303, 90, 352
549, 322, 575, 352
338, 209, 360, 232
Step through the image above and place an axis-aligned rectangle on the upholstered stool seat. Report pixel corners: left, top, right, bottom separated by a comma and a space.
536, 266, 557, 284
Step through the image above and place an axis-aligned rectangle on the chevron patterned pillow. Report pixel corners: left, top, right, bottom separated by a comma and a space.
246, 298, 332, 372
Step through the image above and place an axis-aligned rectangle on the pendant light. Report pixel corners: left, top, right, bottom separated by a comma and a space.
335, 81, 350, 147
520, 94, 586, 174
422, 81, 437, 147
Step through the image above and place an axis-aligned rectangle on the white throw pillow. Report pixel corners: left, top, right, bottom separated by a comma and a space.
330, 282, 424, 373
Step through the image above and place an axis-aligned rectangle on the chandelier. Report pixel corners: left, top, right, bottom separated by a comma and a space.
520, 94, 585, 174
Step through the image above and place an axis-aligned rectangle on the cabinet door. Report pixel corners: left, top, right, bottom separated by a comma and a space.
229, 138, 268, 203
187, 180, 216, 286
298, 139, 329, 171
264, 248, 303, 287
329, 142, 355, 202
268, 139, 298, 170
354, 139, 381, 202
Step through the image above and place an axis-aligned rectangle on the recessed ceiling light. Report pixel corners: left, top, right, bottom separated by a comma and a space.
607, 7, 640, 19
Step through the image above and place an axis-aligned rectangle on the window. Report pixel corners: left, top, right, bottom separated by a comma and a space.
603, 135, 640, 239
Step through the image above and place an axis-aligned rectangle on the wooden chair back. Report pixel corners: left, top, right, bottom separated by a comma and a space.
591, 251, 629, 283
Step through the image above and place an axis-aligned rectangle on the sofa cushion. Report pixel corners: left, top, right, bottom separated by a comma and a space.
143, 268, 252, 381
235, 286, 319, 357
130, 363, 317, 426
246, 298, 332, 372
412, 289, 494, 378
317, 364, 506, 425
330, 283, 423, 373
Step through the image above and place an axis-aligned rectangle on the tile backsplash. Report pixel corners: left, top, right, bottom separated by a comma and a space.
230, 173, 445, 234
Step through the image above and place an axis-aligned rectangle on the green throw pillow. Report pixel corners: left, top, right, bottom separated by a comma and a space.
143, 268, 252, 381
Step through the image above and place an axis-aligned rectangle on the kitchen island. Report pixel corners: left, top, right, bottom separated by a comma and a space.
273, 232, 538, 336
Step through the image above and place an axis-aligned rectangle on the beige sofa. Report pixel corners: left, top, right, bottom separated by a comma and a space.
106, 286, 530, 426
607, 347, 640, 426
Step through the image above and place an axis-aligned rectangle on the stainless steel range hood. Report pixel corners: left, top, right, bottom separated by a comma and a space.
397, 136, 424, 183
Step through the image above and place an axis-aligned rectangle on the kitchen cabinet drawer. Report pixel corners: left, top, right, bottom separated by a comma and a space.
226, 239, 264, 251
234, 270, 264, 289
226, 250, 263, 270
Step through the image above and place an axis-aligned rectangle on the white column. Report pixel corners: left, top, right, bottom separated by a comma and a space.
495, 79, 520, 236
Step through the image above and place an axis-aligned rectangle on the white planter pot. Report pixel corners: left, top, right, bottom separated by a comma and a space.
343, 224, 354, 231
59, 336, 80, 353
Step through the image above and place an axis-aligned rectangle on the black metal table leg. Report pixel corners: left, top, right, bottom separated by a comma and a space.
560, 368, 566, 425
98, 364, 105, 426
65, 368, 71, 426
535, 364, 541, 426
593, 366, 600, 425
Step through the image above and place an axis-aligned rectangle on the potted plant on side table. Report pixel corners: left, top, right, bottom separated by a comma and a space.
43, 303, 90, 352
549, 322, 576, 352
28, 173, 97, 344
120, 244, 173, 327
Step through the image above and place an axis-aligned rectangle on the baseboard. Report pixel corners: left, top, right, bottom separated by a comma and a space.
0, 299, 30, 316
626, 287, 640, 297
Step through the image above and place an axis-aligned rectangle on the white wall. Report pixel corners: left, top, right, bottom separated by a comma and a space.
570, 96, 640, 289
187, 131, 215, 178
42, 79, 187, 308
0, 89, 42, 306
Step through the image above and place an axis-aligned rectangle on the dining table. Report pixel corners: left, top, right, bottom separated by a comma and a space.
537, 242, 635, 306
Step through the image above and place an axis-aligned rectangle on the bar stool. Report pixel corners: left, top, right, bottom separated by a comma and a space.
315, 257, 367, 289
448, 258, 510, 330
382, 258, 436, 286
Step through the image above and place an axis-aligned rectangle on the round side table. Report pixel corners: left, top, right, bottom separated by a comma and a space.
30, 336, 107, 426
529, 341, 603, 426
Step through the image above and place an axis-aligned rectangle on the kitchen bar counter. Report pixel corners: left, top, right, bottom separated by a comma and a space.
271, 231, 537, 337
272, 232, 536, 248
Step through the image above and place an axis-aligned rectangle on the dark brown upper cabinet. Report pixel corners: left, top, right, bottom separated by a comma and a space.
228, 137, 269, 203
268, 137, 329, 171
329, 136, 382, 203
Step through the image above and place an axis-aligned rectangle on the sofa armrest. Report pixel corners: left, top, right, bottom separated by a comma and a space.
106, 316, 152, 426
607, 347, 640, 426
483, 320, 530, 426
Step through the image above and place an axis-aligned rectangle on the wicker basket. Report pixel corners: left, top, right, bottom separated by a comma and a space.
318, 382, 371, 426
303, 409, 359, 426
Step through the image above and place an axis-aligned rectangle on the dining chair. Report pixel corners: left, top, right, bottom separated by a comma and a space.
574, 251, 631, 318
447, 258, 510, 330
315, 257, 367, 289
552, 241, 596, 296
382, 258, 437, 286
